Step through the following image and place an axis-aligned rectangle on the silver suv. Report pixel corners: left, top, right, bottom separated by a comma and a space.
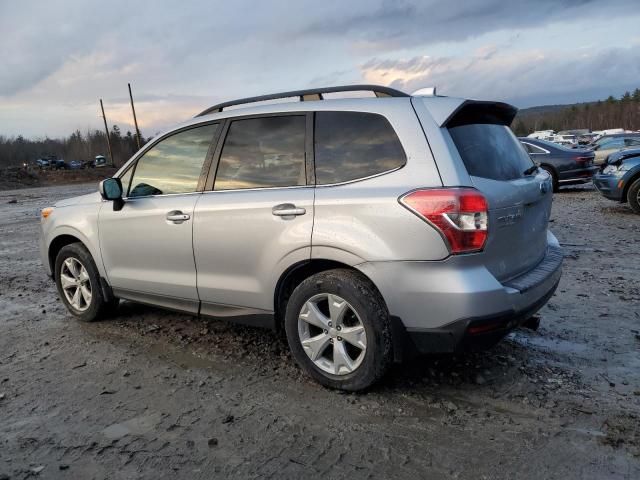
39, 85, 562, 391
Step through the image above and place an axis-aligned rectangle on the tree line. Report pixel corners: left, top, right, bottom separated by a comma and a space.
0, 126, 146, 168
513, 88, 640, 136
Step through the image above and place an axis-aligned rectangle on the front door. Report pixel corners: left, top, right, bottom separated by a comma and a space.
99, 123, 220, 312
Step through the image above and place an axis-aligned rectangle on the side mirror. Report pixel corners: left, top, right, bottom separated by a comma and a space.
99, 178, 124, 211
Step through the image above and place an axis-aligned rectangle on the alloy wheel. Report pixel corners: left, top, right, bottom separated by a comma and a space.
60, 257, 92, 312
297, 293, 367, 375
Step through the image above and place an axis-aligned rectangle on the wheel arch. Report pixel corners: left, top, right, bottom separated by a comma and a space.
47, 227, 105, 278
621, 169, 640, 204
48, 234, 84, 274
273, 259, 385, 332
539, 162, 558, 177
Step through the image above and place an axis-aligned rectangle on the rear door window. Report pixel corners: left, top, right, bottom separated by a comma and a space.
214, 115, 306, 190
314, 112, 406, 184
522, 142, 546, 154
449, 124, 534, 180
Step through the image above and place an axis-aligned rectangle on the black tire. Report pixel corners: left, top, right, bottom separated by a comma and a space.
541, 166, 559, 192
627, 177, 640, 214
284, 269, 393, 391
54, 243, 118, 322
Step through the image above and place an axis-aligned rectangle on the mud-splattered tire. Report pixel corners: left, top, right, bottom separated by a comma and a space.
54, 243, 118, 322
284, 269, 393, 391
627, 177, 640, 214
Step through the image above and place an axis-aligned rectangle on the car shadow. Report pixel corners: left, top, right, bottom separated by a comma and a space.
600, 204, 637, 216
556, 185, 595, 193
94, 301, 555, 395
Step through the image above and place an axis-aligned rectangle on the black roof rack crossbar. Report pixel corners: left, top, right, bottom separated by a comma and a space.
195, 84, 408, 117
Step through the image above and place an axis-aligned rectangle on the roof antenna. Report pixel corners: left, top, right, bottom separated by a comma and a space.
412, 87, 437, 96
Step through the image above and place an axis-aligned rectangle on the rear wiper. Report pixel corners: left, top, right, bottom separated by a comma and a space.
523, 165, 539, 176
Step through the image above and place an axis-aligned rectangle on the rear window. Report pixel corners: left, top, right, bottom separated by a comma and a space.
314, 112, 406, 184
449, 124, 534, 181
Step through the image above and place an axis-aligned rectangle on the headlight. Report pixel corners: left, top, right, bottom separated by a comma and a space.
602, 165, 618, 175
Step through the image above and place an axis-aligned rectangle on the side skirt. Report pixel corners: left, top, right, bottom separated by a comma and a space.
112, 287, 275, 330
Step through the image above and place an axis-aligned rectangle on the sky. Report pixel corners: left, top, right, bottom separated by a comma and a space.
1, 0, 640, 138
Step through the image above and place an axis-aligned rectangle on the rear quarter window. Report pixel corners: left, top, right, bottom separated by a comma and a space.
314, 112, 406, 184
449, 124, 534, 181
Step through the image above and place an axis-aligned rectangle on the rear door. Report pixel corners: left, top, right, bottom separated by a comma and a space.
192, 114, 314, 319
448, 122, 553, 281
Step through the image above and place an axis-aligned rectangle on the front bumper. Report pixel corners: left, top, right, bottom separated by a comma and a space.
357, 232, 563, 355
593, 173, 624, 201
39, 226, 52, 277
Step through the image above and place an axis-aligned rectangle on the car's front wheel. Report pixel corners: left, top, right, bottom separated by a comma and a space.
627, 177, 640, 214
284, 269, 393, 391
54, 243, 118, 322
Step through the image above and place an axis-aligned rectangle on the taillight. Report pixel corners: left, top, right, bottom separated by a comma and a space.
575, 156, 593, 165
399, 188, 488, 254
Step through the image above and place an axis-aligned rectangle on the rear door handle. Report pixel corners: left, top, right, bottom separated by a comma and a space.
272, 203, 306, 217
166, 210, 190, 223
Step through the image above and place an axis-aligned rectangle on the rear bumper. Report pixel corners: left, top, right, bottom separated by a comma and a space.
593, 173, 623, 201
405, 277, 558, 354
357, 231, 563, 355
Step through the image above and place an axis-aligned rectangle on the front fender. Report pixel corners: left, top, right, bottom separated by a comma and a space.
42, 202, 105, 278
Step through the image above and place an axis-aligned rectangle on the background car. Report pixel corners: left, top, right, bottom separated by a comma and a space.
93, 155, 107, 167
50, 159, 68, 170
68, 160, 84, 169
593, 147, 640, 213
519, 137, 597, 191
35, 158, 50, 169
589, 133, 640, 164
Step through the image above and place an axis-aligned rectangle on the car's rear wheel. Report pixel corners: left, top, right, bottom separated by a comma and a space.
541, 166, 559, 192
54, 243, 118, 322
627, 177, 640, 214
284, 269, 393, 391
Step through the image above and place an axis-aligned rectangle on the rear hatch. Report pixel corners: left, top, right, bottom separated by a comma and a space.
446, 103, 553, 282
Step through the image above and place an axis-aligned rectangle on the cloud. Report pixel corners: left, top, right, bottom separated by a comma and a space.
1, 0, 640, 137
361, 46, 640, 106
301, 0, 637, 52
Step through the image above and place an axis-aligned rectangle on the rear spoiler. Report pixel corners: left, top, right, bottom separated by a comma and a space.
413, 97, 518, 128
444, 100, 518, 128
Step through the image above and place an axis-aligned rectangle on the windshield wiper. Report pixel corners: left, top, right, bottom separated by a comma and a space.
523, 165, 539, 176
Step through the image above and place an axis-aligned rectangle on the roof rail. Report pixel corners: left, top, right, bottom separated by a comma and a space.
195, 84, 409, 117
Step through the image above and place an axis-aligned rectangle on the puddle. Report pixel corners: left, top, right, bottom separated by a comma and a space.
565, 427, 606, 438
102, 413, 162, 440
147, 342, 223, 371
509, 332, 588, 355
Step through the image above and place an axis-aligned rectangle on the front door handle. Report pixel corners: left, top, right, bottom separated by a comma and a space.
272, 203, 306, 217
166, 210, 190, 223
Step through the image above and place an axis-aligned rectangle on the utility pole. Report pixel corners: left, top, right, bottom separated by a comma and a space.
128, 83, 142, 150
99, 99, 115, 167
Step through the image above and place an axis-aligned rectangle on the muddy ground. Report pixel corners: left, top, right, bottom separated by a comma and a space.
0, 182, 639, 479
0, 167, 118, 192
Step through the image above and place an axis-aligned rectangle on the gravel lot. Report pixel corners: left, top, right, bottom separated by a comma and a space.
1, 182, 639, 479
